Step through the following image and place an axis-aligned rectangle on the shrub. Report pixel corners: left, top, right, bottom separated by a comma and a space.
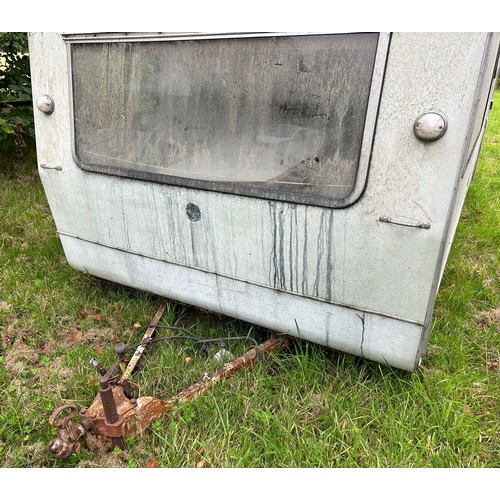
0, 32, 34, 157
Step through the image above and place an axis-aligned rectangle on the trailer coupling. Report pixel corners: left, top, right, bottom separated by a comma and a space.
47, 305, 287, 459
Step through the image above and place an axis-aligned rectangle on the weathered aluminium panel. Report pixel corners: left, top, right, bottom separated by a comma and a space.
29, 32, 500, 371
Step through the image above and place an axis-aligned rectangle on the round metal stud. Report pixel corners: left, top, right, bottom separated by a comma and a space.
186, 202, 201, 222
36, 94, 55, 115
413, 111, 447, 142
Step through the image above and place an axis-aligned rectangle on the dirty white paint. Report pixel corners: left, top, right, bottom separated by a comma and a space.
29, 32, 500, 371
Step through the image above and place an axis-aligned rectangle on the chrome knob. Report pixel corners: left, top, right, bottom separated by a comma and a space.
414, 111, 447, 142
36, 94, 55, 115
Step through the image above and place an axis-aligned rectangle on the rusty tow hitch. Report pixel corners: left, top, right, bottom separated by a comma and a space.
47, 355, 132, 458
47, 405, 88, 459
47, 304, 287, 459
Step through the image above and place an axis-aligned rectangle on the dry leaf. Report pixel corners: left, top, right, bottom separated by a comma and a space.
146, 458, 157, 468
448, 283, 456, 290
195, 459, 207, 468
184, 356, 192, 365
73, 330, 83, 342
79, 310, 89, 318
95, 314, 102, 321
486, 361, 499, 369
464, 405, 472, 416
134, 323, 141, 329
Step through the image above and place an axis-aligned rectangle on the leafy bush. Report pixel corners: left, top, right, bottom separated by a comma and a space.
0, 32, 34, 156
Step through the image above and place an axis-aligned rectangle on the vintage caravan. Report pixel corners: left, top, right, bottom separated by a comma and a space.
29, 32, 499, 371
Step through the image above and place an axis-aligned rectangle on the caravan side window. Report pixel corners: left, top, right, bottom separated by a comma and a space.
70, 33, 384, 208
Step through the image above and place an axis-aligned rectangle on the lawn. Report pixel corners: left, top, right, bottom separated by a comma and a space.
0, 93, 498, 469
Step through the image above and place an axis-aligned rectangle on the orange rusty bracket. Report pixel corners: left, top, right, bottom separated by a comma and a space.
47, 301, 287, 458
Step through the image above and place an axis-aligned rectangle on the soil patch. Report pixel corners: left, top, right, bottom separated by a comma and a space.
475, 307, 500, 328
4, 339, 39, 376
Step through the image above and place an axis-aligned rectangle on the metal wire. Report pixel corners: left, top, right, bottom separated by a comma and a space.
122, 325, 261, 361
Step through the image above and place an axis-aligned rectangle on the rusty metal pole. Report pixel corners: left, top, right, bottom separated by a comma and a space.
164, 334, 287, 406
98, 359, 126, 448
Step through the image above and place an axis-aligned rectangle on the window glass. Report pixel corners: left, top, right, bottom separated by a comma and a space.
71, 33, 379, 206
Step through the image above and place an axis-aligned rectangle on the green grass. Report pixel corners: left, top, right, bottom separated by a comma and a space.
0, 93, 499, 469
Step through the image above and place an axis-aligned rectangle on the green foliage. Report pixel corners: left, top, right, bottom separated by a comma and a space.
0, 32, 34, 155
0, 32, 31, 101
